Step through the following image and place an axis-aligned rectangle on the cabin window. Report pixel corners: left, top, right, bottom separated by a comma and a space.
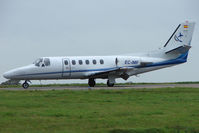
72, 60, 76, 65
85, 60, 89, 65
44, 58, 50, 66
100, 59, 104, 64
93, 59, 97, 65
64, 60, 68, 65
79, 60, 83, 65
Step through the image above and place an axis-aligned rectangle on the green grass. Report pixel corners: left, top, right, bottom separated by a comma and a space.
0, 87, 199, 133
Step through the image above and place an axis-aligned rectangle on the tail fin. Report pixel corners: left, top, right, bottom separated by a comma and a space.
164, 21, 195, 54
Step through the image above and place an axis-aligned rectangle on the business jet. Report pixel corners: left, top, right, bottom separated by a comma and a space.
3, 21, 195, 89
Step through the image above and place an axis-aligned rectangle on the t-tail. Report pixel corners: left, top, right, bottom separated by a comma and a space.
163, 21, 195, 61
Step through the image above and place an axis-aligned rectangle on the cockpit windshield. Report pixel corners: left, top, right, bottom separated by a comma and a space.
33, 58, 51, 67
33, 58, 43, 67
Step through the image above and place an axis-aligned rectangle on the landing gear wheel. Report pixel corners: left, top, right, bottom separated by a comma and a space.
88, 78, 96, 87
107, 80, 114, 87
22, 81, 29, 89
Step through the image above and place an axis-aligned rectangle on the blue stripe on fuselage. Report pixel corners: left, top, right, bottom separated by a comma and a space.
15, 67, 118, 77
16, 53, 188, 77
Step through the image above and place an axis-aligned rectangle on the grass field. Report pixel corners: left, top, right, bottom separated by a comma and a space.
0, 87, 199, 133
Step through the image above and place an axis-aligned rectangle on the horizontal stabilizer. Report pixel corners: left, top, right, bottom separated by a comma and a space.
165, 45, 191, 54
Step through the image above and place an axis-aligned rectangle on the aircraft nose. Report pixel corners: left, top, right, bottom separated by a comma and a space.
3, 67, 28, 79
3, 69, 18, 79
3, 71, 13, 79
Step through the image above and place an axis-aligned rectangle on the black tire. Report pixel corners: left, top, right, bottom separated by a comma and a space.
88, 78, 96, 87
107, 80, 114, 87
22, 82, 29, 89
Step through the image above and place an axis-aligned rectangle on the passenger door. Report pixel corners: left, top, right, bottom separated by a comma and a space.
62, 58, 71, 77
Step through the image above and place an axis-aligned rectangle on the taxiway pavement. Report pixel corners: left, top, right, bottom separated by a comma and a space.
0, 84, 199, 90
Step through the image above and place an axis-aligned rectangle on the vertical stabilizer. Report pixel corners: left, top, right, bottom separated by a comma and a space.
164, 21, 195, 54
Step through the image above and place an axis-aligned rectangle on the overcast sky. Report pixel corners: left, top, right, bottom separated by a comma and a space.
0, 0, 199, 84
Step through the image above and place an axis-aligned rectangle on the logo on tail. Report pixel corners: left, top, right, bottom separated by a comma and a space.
174, 32, 183, 42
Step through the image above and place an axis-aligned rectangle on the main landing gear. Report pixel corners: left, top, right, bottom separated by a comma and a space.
88, 78, 96, 87
22, 80, 30, 89
107, 80, 114, 87
88, 79, 115, 87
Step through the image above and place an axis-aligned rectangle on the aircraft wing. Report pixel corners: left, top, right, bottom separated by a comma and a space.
87, 66, 136, 80
88, 61, 154, 79
88, 67, 120, 79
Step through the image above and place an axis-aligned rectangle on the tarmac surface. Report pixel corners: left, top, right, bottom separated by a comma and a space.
0, 84, 199, 90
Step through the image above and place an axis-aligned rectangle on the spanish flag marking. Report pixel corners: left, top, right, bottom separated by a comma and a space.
184, 25, 188, 28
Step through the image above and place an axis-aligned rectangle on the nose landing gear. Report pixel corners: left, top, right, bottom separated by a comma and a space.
22, 80, 30, 89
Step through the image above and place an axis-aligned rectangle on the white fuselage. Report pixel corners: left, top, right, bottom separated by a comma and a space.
3, 54, 174, 81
